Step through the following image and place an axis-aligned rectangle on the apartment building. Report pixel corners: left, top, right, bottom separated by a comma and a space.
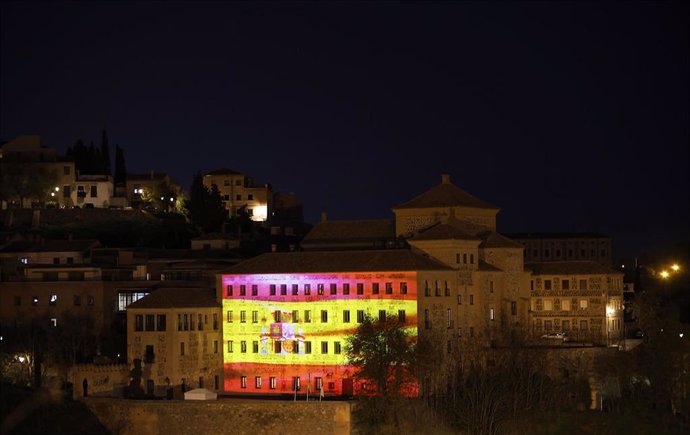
203, 168, 271, 222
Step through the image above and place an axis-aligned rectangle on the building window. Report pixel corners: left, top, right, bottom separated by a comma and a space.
469, 294, 474, 305
372, 283, 379, 295
226, 285, 233, 296
293, 377, 300, 391
490, 308, 495, 321
321, 310, 328, 323
213, 340, 219, 354
400, 282, 407, 294
489, 281, 494, 293
145, 345, 154, 363
253, 341, 259, 353
304, 284, 311, 295
239, 285, 246, 296
252, 285, 258, 296
270, 285, 276, 296
73, 295, 81, 306
424, 280, 430, 297
511, 301, 517, 315
227, 340, 233, 352
457, 294, 462, 305
317, 284, 324, 295
447, 309, 452, 328
334, 342, 342, 354
357, 283, 364, 295
241, 341, 247, 353
248, 194, 254, 200
180, 342, 185, 356
235, 179, 242, 186
135, 315, 144, 331
241, 376, 247, 389
227, 310, 233, 322
579, 280, 587, 290
544, 280, 552, 290
281, 284, 287, 295
321, 342, 328, 354
456, 253, 461, 264
343, 283, 350, 295
252, 311, 258, 323
255, 376, 262, 389
305, 341, 312, 354
275, 341, 282, 353
270, 377, 276, 389
435, 281, 440, 296
398, 309, 406, 323
378, 310, 386, 322
579, 299, 588, 309
562, 279, 570, 290
447, 340, 452, 354
544, 249, 550, 258
385, 283, 393, 294
90, 185, 97, 197
330, 284, 337, 295
357, 310, 365, 323
274, 310, 282, 322
292, 284, 299, 295
343, 310, 351, 323
213, 313, 218, 330
240, 311, 246, 323
305, 310, 312, 323
463, 254, 467, 264
470, 254, 474, 264
236, 194, 242, 200
145, 314, 155, 331
292, 310, 299, 322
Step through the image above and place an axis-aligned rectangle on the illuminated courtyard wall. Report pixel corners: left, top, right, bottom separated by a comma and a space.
222, 271, 418, 396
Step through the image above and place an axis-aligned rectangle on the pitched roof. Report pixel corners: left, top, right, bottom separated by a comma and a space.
128, 287, 219, 309
0, 239, 100, 253
205, 168, 244, 176
479, 232, 525, 249
392, 175, 498, 210
223, 250, 454, 275
301, 219, 395, 246
505, 232, 610, 240
525, 261, 621, 275
412, 222, 479, 241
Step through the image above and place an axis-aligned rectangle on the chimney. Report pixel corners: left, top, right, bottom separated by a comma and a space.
320, 211, 328, 223
441, 174, 450, 184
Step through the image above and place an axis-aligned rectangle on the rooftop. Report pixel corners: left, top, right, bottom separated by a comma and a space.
128, 287, 219, 309
301, 219, 395, 246
393, 174, 499, 211
223, 249, 454, 275
526, 261, 621, 275
505, 232, 610, 240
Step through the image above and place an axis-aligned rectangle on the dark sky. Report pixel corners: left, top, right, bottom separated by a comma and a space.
1, 2, 688, 259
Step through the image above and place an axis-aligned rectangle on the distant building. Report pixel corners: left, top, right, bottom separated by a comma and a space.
190, 233, 240, 251
70, 174, 114, 208
300, 218, 397, 251
526, 261, 624, 346
203, 168, 271, 222
0, 135, 76, 208
506, 233, 613, 267
126, 171, 181, 210
126, 287, 223, 397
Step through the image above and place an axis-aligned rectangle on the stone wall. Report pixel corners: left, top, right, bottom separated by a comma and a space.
70, 363, 131, 399
84, 397, 351, 435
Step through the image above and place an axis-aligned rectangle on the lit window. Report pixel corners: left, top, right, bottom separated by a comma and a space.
241, 376, 247, 389
241, 341, 247, 353
447, 309, 452, 328
227, 310, 233, 322
490, 308, 495, 321
227, 340, 233, 352
270, 377, 276, 389
252, 311, 258, 323
255, 376, 261, 389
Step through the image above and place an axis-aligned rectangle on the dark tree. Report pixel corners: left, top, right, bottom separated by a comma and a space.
184, 170, 226, 232
114, 144, 127, 186
100, 130, 111, 175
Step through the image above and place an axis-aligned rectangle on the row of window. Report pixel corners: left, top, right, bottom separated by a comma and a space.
227, 339, 343, 355
531, 279, 589, 291
227, 309, 406, 324
535, 318, 600, 331
455, 253, 476, 265
13, 294, 95, 306
226, 282, 408, 298
177, 340, 220, 356
222, 193, 255, 201
533, 298, 594, 311
526, 249, 607, 258
176, 313, 219, 331
238, 375, 334, 391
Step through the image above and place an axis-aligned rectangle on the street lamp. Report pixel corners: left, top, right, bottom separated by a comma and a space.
660, 270, 670, 279
671, 264, 680, 272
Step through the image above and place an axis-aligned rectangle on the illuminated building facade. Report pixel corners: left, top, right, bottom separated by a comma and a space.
204, 168, 272, 222
219, 250, 455, 396
527, 261, 624, 345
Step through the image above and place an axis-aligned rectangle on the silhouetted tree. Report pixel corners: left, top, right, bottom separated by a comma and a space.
100, 130, 111, 175
114, 144, 127, 186
184, 170, 226, 232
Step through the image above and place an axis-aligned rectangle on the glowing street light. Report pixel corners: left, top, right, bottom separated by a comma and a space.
660, 270, 670, 279
671, 264, 680, 272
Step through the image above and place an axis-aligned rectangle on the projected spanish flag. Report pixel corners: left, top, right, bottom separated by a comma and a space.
221, 271, 418, 396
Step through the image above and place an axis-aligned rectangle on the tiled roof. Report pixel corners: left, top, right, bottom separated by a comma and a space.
505, 232, 610, 240
301, 219, 395, 245
480, 232, 525, 249
223, 250, 454, 275
0, 239, 100, 253
128, 287, 219, 309
526, 261, 621, 275
393, 175, 498, 210
478, 260, 502, 272
205, 168, 244, 176
412, 222, 479, 241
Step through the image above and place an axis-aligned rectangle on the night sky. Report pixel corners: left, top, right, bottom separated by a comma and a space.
1, 2, 688, 259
